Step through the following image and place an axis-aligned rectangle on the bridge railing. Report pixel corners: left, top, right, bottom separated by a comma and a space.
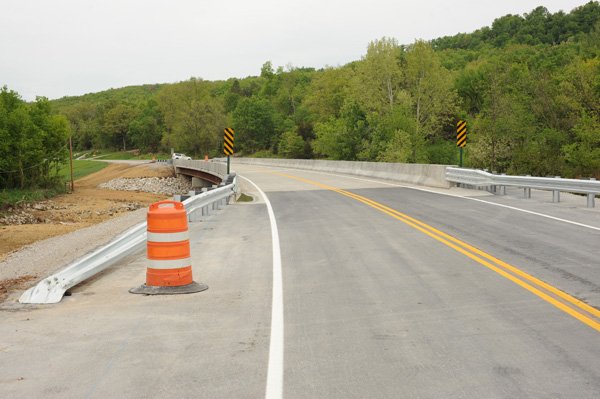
224, 157, 452, 188
446, 167, 599, 208
174, 159, 227, 179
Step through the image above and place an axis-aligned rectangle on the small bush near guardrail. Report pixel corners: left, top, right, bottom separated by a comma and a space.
236, 193, 253, 202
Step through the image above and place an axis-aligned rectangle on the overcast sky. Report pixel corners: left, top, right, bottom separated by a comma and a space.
0, 0, 589, 100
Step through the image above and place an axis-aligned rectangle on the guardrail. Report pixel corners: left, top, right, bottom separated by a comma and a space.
19, 177, 237, 304
446, 167, 599, 208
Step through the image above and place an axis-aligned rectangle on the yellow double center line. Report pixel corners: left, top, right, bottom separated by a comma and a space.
273, 171, 600, 332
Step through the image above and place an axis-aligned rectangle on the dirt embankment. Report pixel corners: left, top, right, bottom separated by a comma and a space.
0, 162, 181, 301
0, 162, 174, 263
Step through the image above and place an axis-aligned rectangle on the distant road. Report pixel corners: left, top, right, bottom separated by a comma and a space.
95, 159, 154, 165
1, 162, 599, 398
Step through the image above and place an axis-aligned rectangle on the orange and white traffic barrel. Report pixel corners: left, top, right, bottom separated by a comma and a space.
130, 200, 207, 295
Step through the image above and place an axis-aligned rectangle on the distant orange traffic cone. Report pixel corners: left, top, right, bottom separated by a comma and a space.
130, 200, 207, 295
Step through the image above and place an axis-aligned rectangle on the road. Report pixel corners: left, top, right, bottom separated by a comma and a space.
1, 163, 599, 398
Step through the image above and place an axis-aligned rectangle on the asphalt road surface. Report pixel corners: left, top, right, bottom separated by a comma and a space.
1, 163, 599, 398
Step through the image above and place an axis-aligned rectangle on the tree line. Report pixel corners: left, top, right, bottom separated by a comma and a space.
41, 1, 600, 180
0, 87, 69, 189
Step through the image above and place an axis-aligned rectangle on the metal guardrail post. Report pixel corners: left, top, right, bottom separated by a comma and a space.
499, 174, 506, 195
552, 190, 560, 202
552, 176, 561, 203
524, 175, 531, 198
587, 193, 595, 208
588, 178, 596, 208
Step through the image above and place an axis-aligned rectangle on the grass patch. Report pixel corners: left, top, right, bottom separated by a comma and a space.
134, 153, 172, 160
0, 187, 64, 208
1, 160, 109, 208
57, 160, 109, 181
94, 151, 136, 160
80, 151, 172, 160
236, 193, 254, 202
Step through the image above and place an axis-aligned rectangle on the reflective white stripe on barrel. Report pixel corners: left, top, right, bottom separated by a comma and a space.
147, 258, 192, 270
147, 231, 190, 243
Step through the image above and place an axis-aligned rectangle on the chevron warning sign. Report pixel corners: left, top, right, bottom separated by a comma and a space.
223, 128, 235, 155
456, 120, 467, 148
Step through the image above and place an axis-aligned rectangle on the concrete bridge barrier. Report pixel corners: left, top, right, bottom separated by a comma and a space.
231, 158, 452, 188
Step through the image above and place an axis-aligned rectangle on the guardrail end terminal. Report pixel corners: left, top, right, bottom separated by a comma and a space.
19, 165, 237, 304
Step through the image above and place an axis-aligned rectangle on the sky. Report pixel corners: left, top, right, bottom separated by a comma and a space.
0, 0, 590, 100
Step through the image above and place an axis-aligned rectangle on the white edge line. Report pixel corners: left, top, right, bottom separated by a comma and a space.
461, 197, 600, 232
259, 165, 600, 232
240, 175, 284, 399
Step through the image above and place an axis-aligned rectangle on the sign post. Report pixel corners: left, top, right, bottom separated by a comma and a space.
223, 128, 235, 174
69, 136, 74, 192
456, 120, 467, 167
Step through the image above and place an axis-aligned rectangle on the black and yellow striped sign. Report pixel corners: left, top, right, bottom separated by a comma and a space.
456, 120, 467, 148
223, 128, 235, 155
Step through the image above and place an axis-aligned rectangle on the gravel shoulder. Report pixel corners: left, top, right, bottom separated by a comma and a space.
0, 208, 148, 297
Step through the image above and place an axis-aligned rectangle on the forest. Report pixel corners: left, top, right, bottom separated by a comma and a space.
2, 1, 599, 191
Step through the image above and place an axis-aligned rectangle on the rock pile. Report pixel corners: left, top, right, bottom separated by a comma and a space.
0, 211, 45, 225
3, 201, 67, 214
99, 176, 192, 195
0, 200, 143, 226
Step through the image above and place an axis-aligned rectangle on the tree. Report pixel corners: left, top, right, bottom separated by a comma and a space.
353, 37, 403, 113
468, 58, 535, 173
274, 65, 314, 117
403, 40, 457, 162
278, 129, 306, 158
312, 118, 347, 160
261, 61, 275, 79
157, 79, 226, 156
128, 99, 163, 153
379, 130, 413, 163
304, 66, 353, 122
104, 104, 137, 151
224, 79, 242, 113
366, 99, 416, 162
0, 87, 69, 189
454, 62, 487, 115
260, 61, 280, 98
64, 102, 100, 150
312, 100, 368, 160
562, 111, 600, 176
232, 97, 276, 153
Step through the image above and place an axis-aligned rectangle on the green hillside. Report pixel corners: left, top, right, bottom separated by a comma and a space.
36, 1, 600, 179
